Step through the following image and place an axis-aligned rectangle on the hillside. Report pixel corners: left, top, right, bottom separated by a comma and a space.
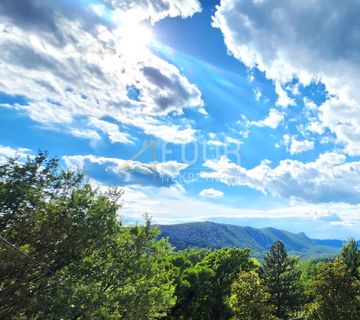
157, 221, 340, 259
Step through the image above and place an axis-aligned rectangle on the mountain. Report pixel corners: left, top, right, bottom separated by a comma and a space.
311, 239, 345, 249
157, 221, 340, 259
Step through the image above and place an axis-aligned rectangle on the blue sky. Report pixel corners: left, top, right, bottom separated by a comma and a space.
1, 0, 360, 239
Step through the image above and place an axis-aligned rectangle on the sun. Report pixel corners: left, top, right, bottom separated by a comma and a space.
120, 23, 154, 58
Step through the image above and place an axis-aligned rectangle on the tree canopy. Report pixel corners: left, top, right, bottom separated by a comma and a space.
230, 270, 277, 320
306, 259, 360, 320
0, 153, 175, 319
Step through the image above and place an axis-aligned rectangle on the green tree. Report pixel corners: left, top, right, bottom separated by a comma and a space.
340, 238, 360, 277
297, 260, 316, 293
167, 248, 255, 320
230, 270, 277, 320
261, 241, 301, 319
166, 248, 212, 319
0, 153, 175, 319
305, 259, 360, 320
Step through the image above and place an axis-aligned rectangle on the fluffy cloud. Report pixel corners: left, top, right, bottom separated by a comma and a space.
213, 0, 360, 154
283, 134, 314, 155
200, 152, 360, 204
0, 0, 203, 144
250, 108, 284, 129
289, 139, 314, 155
63, 154, 188, 187
199, 188, 224, 198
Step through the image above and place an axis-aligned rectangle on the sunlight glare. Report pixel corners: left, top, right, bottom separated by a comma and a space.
120, 23, 154, 58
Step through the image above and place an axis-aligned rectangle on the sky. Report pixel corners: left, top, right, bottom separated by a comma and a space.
1, 0, 360, 239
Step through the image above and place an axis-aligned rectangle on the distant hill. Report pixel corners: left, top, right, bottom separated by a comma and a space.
157, 221, 340, 259
311, 238, 345, 249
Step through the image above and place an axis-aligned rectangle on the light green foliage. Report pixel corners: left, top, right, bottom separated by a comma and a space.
340, 238, 360, 278
305, 259, 360, 320
0, 153, 175, 319
261, 241, 301, 320
296, 260, 315, 292
230, 270, 277, 320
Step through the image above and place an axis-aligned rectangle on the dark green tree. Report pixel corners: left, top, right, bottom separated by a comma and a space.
166, 248, 212, 319
167, 248, 255, 320
260, 241, 301, 319
0, 153, 175, 319
305, 259, 360, 320
340, 238, 360, 277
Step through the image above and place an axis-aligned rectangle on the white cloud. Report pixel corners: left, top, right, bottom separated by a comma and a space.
283, 134, 314, 155
239, 130, 249, 138
207, 135, 242, 147
303, 98, 318, 114
156, 161, 189, 178
200, 152, 360, 204
198, 107, 208, 116
225, 136, 242, 145
0, 0, 203, 144
199, 188, 224, 198
209, 132, 217, 139
213, 0, 360, 155
289, 139, 314, 155
275, 82, 295, 108
306, 122, 324, 135
69, 128, 101, 141
253, 87, 262, 101
208, 139, 225, 147
142, 123, 197, 144
99, 0, 201, 24
250, 108, 284, 129
0, 145, 31, 160
89, 118, 132, 144
320, 97, 360, 156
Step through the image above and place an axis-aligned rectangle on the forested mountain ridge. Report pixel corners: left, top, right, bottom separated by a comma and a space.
157, 221, 340, 259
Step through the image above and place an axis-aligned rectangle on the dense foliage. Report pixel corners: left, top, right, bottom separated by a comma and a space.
306, 259, 360, 319
0, 154, 174, 319
1, 154, 360, 319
